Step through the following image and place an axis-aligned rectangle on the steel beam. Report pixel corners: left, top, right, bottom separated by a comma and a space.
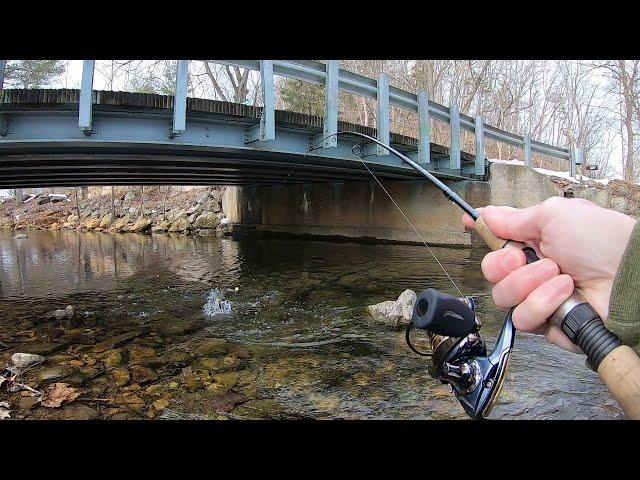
79, 60, 95, 135
170, 60, 189, 138
417, 91, 430, 164
474, 115, 484, 177
376, 73, 390, 156
449, 104, 461, 170
523, 135, 532, 166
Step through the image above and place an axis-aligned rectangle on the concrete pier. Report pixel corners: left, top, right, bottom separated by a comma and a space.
223, 162, 577, 246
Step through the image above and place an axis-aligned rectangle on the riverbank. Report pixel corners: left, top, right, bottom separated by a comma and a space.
0, 186, 231, 236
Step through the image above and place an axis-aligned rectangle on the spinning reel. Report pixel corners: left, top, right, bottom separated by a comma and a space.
407, 289, 515, 419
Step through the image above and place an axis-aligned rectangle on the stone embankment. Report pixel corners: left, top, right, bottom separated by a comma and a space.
0, 186, 230, 236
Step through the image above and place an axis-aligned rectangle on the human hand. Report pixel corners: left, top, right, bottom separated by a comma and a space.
462, 197, 637, 352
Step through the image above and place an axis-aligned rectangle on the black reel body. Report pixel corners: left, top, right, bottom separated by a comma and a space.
409, 288, 516, 419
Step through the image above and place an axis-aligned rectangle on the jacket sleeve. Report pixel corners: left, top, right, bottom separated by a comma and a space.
607, 220, 640, 355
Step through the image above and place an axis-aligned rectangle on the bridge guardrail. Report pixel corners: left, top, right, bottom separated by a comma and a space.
0, 59, 584, 178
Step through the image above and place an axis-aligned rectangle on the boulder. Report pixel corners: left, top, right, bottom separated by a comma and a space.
110, 214, 132, 231
210, 189, 222, 203
83, 218, 100, 229
366, 289, 416, 328
196, 191, 209, 204
99, 213, 113, 228
169, 217, 191, 232
129, 217, 152, 233
193, 212, 220, 229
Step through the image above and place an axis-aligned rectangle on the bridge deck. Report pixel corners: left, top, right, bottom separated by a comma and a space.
0, 89, 480, 189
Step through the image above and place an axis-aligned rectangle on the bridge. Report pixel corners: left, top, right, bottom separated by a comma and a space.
0, 60, 582, 191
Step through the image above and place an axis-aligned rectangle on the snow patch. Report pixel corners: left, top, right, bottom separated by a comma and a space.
488, 158, 616, 185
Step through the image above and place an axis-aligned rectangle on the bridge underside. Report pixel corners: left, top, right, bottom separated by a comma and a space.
0, 90, 482, 189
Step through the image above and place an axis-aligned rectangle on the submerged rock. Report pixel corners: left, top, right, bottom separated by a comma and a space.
111, 368, 131, 387
130, 365, 158, 384
50, 305, 74, 321
11, 352, 45, 368
92, 330, 142, 353
366, 289, 416, 328
194, 338, 230, 357
13, 233, 28, 239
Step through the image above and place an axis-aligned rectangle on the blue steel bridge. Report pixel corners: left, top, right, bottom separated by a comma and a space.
0, 60, 582, 189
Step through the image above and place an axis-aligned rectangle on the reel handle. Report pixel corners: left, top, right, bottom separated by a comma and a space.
475, 214, 640, 419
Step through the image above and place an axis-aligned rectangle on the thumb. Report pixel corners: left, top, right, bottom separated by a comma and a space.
481, 204, 547, 243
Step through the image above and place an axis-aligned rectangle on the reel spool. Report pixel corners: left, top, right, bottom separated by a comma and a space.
408, 288, 516, 419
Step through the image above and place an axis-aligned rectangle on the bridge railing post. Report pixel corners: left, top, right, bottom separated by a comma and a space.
322, 60, 339, 149
259, 60, 275, 142
569, 145, 576, 178
170, 60, 189, 138
570, 146, 582, 178
79, 60, 95, 135
376, 73, 390, 156
474, 115, 484, 177
417, 91, 430, 165
523, 134, 532, 166
449, 103, 461, 170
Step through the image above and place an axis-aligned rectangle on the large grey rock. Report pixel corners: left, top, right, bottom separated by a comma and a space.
11, 353, 45, 368
366, 289, 416, 328
169, 217, 191, 232
210, 189, 222, 203
196, 191, 209, 204
193, 212, 220, 229
366, 301, 402, 327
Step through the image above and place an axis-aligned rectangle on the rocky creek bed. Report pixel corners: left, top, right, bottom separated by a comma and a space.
0, 229, 625, 420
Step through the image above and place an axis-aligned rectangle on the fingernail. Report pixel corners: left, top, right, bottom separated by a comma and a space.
536, 258, 558, 275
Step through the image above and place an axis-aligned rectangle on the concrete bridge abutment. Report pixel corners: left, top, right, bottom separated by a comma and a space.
223, 162, 576, 247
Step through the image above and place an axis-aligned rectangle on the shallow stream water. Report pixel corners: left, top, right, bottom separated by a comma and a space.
0, 230, 624, 419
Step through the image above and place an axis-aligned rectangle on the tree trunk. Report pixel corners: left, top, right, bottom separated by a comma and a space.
74, 188, 81, 223
625, 95, 635, 183
111, 186, 115, 220
15, 188, 23, 204
140, 186, 144, 218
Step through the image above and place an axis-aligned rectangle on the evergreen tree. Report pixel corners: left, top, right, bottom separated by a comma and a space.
4, 60, 66, 89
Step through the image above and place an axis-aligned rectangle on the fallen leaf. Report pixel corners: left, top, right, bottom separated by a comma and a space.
40, 382, 81, 408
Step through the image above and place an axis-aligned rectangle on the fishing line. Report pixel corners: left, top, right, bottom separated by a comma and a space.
291, 132, 465, 299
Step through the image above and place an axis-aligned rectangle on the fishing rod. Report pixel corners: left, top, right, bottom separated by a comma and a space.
309, 131, 640, 419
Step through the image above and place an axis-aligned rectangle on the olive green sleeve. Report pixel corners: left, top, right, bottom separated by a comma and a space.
607, 220, 640, 356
